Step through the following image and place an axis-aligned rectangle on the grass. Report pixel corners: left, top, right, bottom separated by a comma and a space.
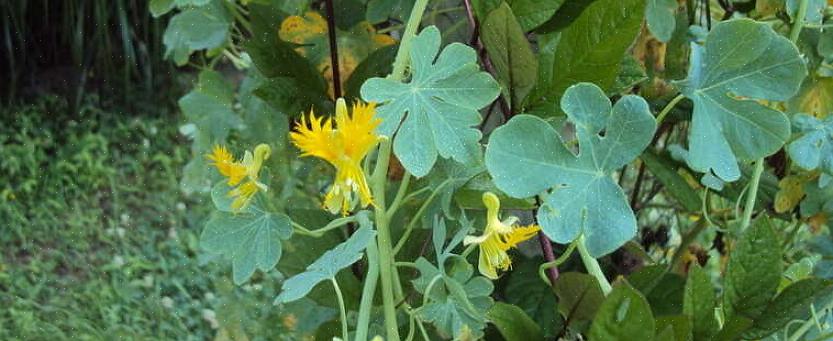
0, 96, 330, 340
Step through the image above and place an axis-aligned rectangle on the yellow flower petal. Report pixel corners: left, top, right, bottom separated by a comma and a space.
291, 99, 380, 215
206, 144, 271, 211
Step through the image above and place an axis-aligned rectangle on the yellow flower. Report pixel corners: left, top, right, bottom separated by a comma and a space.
290, 98, 381, 215
206, 144, 271, 211
464, 192, 541, 279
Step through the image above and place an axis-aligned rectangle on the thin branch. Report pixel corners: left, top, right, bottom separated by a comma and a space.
462, 0, 511, 119
324, 0, 342, 98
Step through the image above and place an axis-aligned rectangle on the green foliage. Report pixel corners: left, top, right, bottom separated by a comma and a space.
683, 264, 719, 340
486, 83, 656, 256
676, 19, 807, 184
163, 1, 231, 65
487, 302, 544, 340
645, 0, 677, 42
361, 26, 500, 177
480, 3, 537, 109
524, 0, 645, 116
202, 204, 293, 284
503, 0, 566, 31
275, 224, 375, 303
588, 281, 655, 340
788, 114, 833, 182
724, 217, 782, 321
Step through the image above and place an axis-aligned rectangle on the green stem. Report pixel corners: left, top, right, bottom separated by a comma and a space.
788, 301, 833, 341
392, 180, 451, 256
577, 235, 612, 295
291, 215, 357, 237
539, 239, 578, 286
355, 241, 380, 341
739, 159, 764, 233
789, 0, 809, 44
389, 0, 430, 81
372, 140, 401, 341
387, 172, 412, 220
655, 94, 685, 125
331, 278, 349, 341
369, 1, 430, 338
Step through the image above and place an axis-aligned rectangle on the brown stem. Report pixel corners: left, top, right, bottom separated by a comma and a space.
462, 0, 511, 119
324, 0, 342, 99
534, 196, 559, 284
630, 162, 647, 209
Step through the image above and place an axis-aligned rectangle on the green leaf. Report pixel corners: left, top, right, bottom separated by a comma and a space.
238, 73, 290, 148
344, 45, 397, 100
505, 0, 567, 31
654, 315, 692, 341
245, 35, 328, 105
724, 216, 782, 320
787, 0, 827, 25
481, 3, 538, 109
413, 256, 494, 339
486, 83, 656, 256
641, 150, 701, 212
487, 302, 544, 340
675, 19, 806, 183
744, 278, 833, 339
611, 55, 649, 95
162, 2, 230, 65
361, 26, 500, 177
274, 225, 375, 304
588, 281, 656, 341
553, 272, 605, 322
504, 258, 562, 337
788, 114, 833, 178
201, 206, 293, 284
683, 264, 718, 341
712, 316, 753, 341
178, 70, 241, 142
645, 0, 678, 42
801, 178, 833, 217
366, 0, 415, 24
150, 0, 175, 17
524, 0, 644, 117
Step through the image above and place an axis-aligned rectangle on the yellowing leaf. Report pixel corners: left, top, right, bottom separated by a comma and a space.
279, 12, 395, 98
788, 77, 833, 119
774, 175, 810, 213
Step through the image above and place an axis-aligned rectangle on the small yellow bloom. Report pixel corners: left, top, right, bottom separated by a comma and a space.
464, 192, 541, 279
206, 144, 271, 211
290, 98, 381, 215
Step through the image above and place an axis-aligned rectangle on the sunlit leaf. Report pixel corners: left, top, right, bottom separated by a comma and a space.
162, 1, 230, 65
362, 26, 500, 176
645, 0, 677, 42
675, 19, 806, 183
486, 83, 656, 256
788, 114, 833, 178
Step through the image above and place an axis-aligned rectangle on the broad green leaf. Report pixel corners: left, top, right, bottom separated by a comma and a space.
201, 206, 293, 284
162, 1, 230, 65
654, 315, 692, 341
820, 28, 833, 58
505, 0, 567, 31
645, 0, 678, 42
744, 278, 833, 339
535, 0, 599, 33
238, 73, 289, 148
274, 225, 375, 303
553, 272, 605, 322
676, 19, 806, 183
486, 83, 656, 256
683, 264, 718, 341
366, 0, 415, 24
588, 281, 655, 341
788, 114, 833, 177
724, 217, 782, 320
361, 26, 500, 177
481, 3, 538, 109
487, 302, 544, 341
640, 150, 701, 212
178, 70, 241, 143
413, 256, 494, 339
505, 258, 562, 337
524, 0, 644, 117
